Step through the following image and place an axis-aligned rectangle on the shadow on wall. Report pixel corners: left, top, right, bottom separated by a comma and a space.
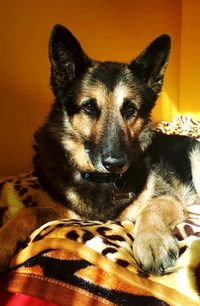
152, 90, 178, 123
0, 81, 52, 177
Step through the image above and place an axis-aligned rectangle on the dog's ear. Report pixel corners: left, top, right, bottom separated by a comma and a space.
129, 34, 171, 94
49, 24, 90, 95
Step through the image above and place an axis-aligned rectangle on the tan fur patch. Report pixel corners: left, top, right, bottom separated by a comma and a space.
113, 83, 133, 108
66, 187, 93, 216
79, 80, 108, 108
129, 117, 145, 138
62, 138, 95, 172
119, 175, 156, 221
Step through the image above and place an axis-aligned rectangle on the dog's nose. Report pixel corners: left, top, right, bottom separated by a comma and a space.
102, 155, 128, 173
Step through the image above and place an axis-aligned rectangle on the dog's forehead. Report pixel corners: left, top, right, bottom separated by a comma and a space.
89, 61, 134, 89
80, 62, 138, 106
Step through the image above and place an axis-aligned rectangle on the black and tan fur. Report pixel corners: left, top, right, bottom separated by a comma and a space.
0, 24, 200, 274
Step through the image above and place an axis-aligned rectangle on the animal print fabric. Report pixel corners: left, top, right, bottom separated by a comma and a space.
155, 115, 200, 140
8, 207, 200, 306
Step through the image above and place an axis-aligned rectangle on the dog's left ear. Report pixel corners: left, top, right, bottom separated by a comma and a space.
129, 34, 171, 94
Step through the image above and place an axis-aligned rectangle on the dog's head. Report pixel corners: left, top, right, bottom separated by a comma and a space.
48, 25, 170, 180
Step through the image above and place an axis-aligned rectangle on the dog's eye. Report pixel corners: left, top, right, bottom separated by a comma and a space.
81, 98, 99, 118
122, 99, 137, 120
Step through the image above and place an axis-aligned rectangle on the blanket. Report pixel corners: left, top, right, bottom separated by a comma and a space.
0, 115, 200, 306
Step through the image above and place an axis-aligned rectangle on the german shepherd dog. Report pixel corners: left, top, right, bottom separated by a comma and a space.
0, 24, 200, 274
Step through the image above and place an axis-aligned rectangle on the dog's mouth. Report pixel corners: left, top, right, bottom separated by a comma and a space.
81, 171, 127, 189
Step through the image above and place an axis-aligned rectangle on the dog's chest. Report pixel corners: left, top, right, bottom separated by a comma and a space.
65, 183, 137, 221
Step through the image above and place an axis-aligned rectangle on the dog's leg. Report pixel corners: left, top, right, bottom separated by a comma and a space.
132, 196, 186, 274
0, 207, 62, 272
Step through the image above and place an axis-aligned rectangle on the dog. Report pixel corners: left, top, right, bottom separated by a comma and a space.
0, 24, 199, 275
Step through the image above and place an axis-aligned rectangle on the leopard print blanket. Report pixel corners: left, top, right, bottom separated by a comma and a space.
0, 115, 200, 306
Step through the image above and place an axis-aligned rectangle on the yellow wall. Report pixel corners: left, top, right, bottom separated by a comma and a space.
179, 0, 200, 118
0, 0, 193, 176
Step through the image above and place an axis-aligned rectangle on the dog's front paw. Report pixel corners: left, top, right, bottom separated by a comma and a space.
133, 232, 179, 274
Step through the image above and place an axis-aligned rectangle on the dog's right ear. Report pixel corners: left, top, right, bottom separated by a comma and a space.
129, 34, 171, 95
49, 25, 90, 95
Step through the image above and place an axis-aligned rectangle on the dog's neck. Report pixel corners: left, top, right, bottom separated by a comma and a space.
81, 172, 126, 189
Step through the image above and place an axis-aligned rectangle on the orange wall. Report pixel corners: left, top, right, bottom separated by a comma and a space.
0, 0, 182, 175
179, 0, 200, 118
